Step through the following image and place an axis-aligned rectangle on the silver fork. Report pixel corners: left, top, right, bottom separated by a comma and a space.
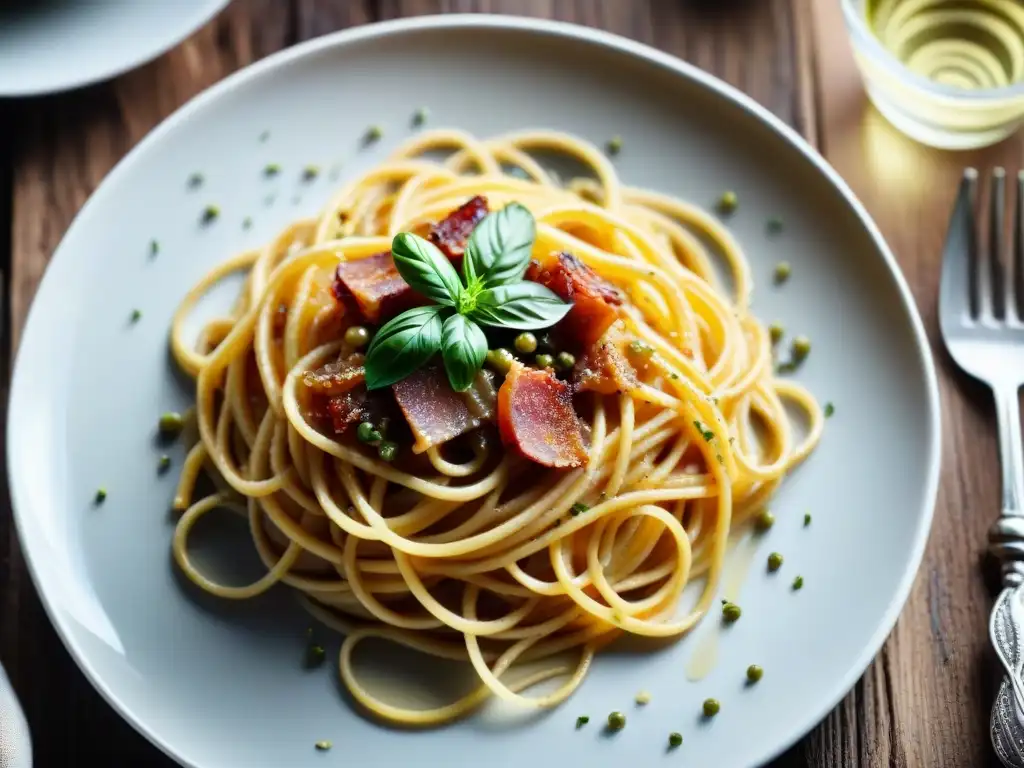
940, 167, 1024, 768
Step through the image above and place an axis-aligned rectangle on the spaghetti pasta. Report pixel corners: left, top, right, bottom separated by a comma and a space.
169, 129, 822, 725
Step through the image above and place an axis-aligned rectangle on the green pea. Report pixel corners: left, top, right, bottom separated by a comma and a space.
669, 732, 683, 748
555, 351, 576, 371
264, 163, 281, 177
606, 711, 626, 731
94, 488, 107, 504
722, 602, 741, 623
344, 325, 371, 348
130, 309, 142, 323
159, 411, 185, 436
746, 664, 764, 683
824, 402, 835, 418
718, 191, 737, 214
792, 335, 811, 360
535, 353, 554, 369
412, 107, 429, 126
378, 441, 398, 462
606, 136, 623, 156
486, 348, 515, 375
514, 332, 538, 355
702, 698, 720, 717
365, 125, 383, 142
357, 422, 381, 444
314, 741, 332, 751
804, 513, 812, 526
158, 455, 171, 473
767, 552, 784, 572
769, 323, 784, 344
773, 261, 791, 284
201, 204, 220, 223
755, 509, 775, 532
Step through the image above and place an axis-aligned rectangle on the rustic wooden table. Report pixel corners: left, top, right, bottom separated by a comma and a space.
0, 0, 1013, 765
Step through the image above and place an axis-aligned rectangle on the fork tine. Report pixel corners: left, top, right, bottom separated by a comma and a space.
940, 168, 979, 326
990, 167, 1007, 320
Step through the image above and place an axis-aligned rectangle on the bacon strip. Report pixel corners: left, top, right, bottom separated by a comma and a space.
497, 362, 588, 469
572, 330, 637, 395
393, 367, 496, 453
428, 195, 489, 266
525, 252, 623, 348
331, 251, 423, 324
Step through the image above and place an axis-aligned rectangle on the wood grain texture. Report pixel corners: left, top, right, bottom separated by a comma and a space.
0, 0, 992, 766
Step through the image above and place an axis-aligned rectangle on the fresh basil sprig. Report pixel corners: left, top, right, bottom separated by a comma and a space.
364, 203, 572, 392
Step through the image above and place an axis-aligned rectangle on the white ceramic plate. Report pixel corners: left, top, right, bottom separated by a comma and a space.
7, 16, 941, 768
0, 0, 229, 97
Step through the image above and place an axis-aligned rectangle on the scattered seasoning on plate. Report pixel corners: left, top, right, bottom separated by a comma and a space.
95, 488, 107, 504
378, 441, 398, 462
187, 172, 204, 189
804, 512, 812, 527
149, 239, 159, 257
259, 130, 270, 142
264, 194, 276, 207
607, 711, 626, 731
635, 690, 651, 705
767, 217, 783, 233
717, 191, 737, 214
201, 205, 220, 224
412, 107, 429, 126
702, 698, 720, 717
571, 502, 588, 516
575, 715, 590, 729
302, 165, 320, 181
824, 402, 835, 418
242, 216, 253, 230
157, 455, 171, 473
767, 552, 784, 572
130, 309, 142, 323
746, 664, 764, 683
314, 741, 332, 751
722, 602, 742, 623
365, 125, 383, 143
773, 261, 791, 284
606, 135, 623, 156
263, 163, 281, 177
792, 575, 805, 591
755, 509, 775, 532
668, 732, 683, 748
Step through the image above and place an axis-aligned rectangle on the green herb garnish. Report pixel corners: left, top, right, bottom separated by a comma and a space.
306, 644, 326, 668
571, 502, 588, 516
824, 402, 835, 418
149, 239, 159, 257
412, 107, 429, 126
606, 136, 623, 155
130, 309, 142, 323
363, 204, 570, 392
576, 715, 589, 728
264, 163, 281, 177
804, 512, 812, 526
302, 165, 320, 181
793, 575, 804, 590
158, 455, 171, 473
201, 205, 219, 223
792, 335, 811, 360
365, 125, 383, 143
693, 420, 714, 442
188, 172, 204, 188
773, 262, 791, 284
94, 488, 107, 504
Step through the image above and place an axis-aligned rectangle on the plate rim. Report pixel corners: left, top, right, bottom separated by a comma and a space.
0, 0, 231, 97
6, 13, 942, 767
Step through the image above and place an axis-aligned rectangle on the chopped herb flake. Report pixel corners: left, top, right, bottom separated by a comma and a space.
824, 402, 835, 418
149, 239, 159, 256
302, 165, 320, 181
158, 455, 171, 473
306, 644, 326, 668
793, 575, 804, 590
412, 107, 429, 126
130, 309, 142, 323
571, 502, 589, 516
576, 715, 590, 729
767, 217, 784, 233
792, 335, 811, 361
188, 172, 204, 188
606, 135, 623, 155
94, 488, 107, 504
365, 125, 383, 143
201, 205, 220, 223
773, 261, 791, 284
263, 163, 281, 177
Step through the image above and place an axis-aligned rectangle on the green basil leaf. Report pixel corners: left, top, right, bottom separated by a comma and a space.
462, 202, 536, 289
440, 314, 488, 392
469, 282, 572, 330
364, 305, 444, 390
391, 232, 463, 306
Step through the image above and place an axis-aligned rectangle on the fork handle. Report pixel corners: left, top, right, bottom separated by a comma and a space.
989, 383, 1024, 587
